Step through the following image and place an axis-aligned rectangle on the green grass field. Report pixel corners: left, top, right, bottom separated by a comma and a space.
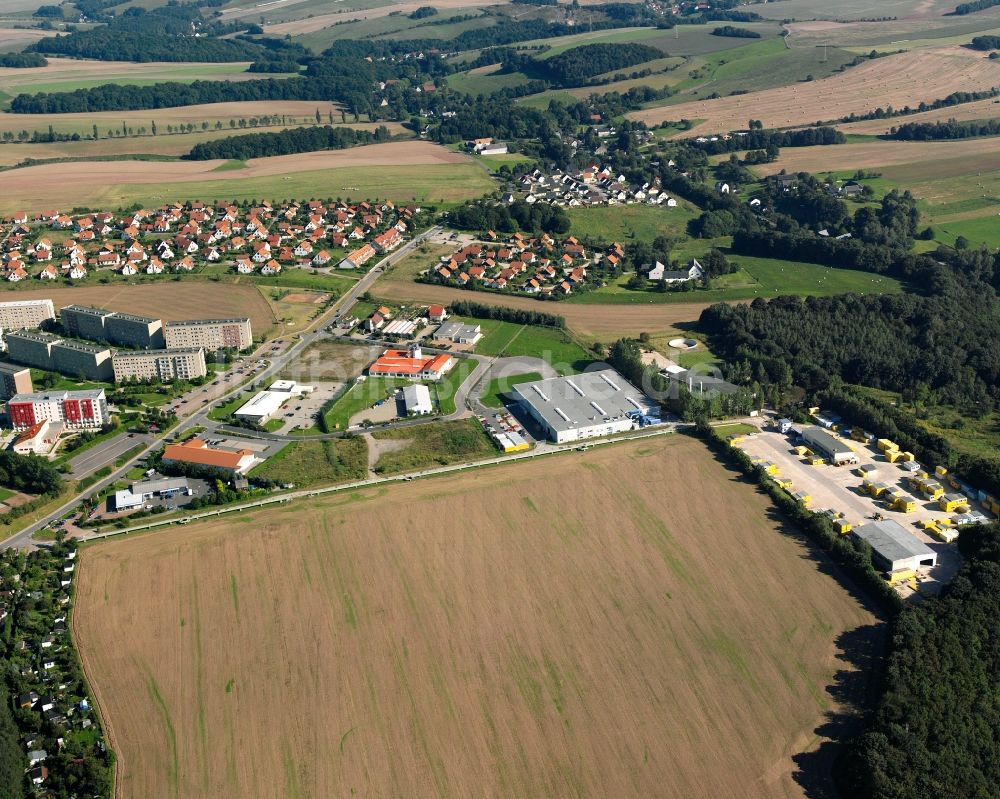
567, 204, 699, 242
371, 418, 496, 474
446, 67, 534, 95
322, 377, 411, 431
248, 438, 368, 488
0, 487, 16, 503
87, 163, 495, 211
431, 359, 477, 416
480, 371, 542, 408
474, 321, 591, 373
570, 254, 903, 305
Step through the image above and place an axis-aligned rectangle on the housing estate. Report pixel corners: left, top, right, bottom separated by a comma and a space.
0, 299, 55, 331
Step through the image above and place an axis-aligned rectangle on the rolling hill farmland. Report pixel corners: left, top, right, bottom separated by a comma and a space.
73, 436, 876, 799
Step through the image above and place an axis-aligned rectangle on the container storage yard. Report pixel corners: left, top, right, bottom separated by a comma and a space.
730, 413, 996, 596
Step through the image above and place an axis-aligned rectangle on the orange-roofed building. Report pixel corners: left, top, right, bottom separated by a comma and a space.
162, 439, 257, 475
367, 345, 455, 381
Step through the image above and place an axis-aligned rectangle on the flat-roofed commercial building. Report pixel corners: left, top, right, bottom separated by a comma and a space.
164, 318, 252, 351
852, 520, 937, 573
112, 348, 206, 382
801, 426, 859, 465
60, 305, 114, 341
0, 299, 55, 331
0, 361, 33, 400
512, 369, 660, 444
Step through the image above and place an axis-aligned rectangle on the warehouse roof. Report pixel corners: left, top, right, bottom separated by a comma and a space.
512, 369, 658, 434
853, 520, 936, 564
801, 426, 853, 456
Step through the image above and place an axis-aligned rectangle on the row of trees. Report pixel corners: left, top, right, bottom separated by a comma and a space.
969, 34, 1000, 49
710, 25, 760, 38
186, 124, 391, 160
448, 300, 565, 328
952, 0, 1000, 13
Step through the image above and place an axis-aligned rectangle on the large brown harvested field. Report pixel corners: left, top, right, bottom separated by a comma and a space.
264, 0, 508, 35
0, 142, 477, 213
629, 47, 1000, 135
376, 277, 710, 341
752, 137, 1000, 179
73, 436, 877, 799
0, 283, 275, 334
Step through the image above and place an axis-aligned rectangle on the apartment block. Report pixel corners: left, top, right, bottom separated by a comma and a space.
105, 312, 164, 349
50, 340, 114, 382
111, 348, 206, 382
4, 330, 60, 370
61, 305, 164, 349
163, 318, 252, 351
0, 299, 55, 332
7, 389, 108, 431
0, 361, 33, 400
60, 305, 113, 341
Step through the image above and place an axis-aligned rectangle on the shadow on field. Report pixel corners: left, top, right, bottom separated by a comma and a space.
791, 623, 885, 799
699, 441, 889, 798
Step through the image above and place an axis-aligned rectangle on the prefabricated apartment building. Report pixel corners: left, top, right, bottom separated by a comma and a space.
513, 369, 660, 444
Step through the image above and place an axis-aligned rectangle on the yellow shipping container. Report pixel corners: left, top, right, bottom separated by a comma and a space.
935, 465, 948, 477
834, 520, 853, 535
850, 428, 870, 443
899, 451, 915, 462
886, 569, 916, 586
808, 457, 825, 466
894, 498, 916, 513
885, 450, 904, 463
877, 438, 898, 452
938, 496, 967, 513
947, 476, 960, 490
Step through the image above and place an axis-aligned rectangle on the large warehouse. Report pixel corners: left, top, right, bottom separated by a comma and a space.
853, 520, 937, 573
512, 369, 659, 444
801, 426, 859, 465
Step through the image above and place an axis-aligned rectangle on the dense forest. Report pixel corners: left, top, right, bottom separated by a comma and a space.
448, 199, 571, 235
0, 690, 22, 798
839, 523, 1000, 798
711, 25, 761, 37
891, 117, 1000, 140
0, 451, 63, 495
951, 0, 1000, 13
969, 34, 1000, 48
502, 43, 665, 88
186, 124, 390, 160
0, 52, 47, 68
27, 4, 280, 62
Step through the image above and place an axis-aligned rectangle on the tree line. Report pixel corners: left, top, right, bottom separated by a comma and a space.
448, 300, 566, 328
890, 117, 1000, 140
186, 124, 390, 160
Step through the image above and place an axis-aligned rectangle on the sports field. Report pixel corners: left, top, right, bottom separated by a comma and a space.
73, 436, 876, 799
0, 283, 276, 334
630, 47, 1000, 135
0, 142, 493, 212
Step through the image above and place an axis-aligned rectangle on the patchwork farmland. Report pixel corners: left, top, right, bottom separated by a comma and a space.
73, 436, 876, 799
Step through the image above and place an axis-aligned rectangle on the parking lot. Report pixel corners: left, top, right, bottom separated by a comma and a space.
267, 382, 340, 434
736, 427, 968, 593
